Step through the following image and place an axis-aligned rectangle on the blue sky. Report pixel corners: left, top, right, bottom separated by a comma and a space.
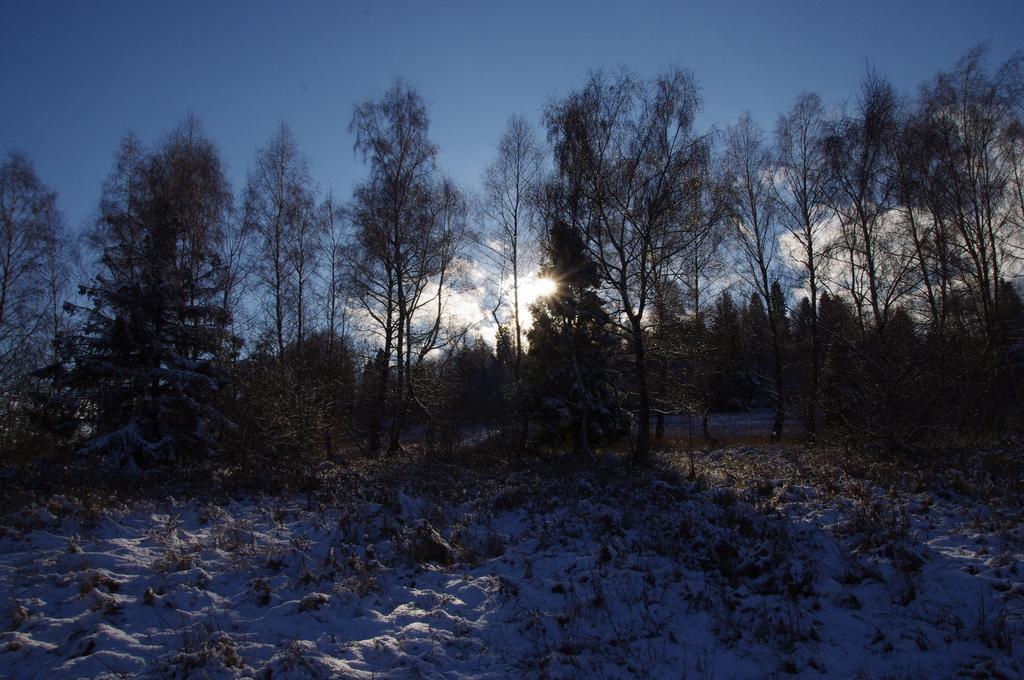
2, 0, 1022, 232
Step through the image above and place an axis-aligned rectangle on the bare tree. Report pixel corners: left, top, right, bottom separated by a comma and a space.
546, 67, 711, 461
84, 135, 149, 359
287, 183, 322, 359
774, 92, 832, 435
217, 208, 253, 359
825, 75, 913, 336
918, 47, 1024, 425
348, 182, 398, 453
243, 123, 316, 359
0, 152, 66, 447
679, 195, 728, 317
480, 114, 544, 450
823, 72, 916, 450
891, 108, 954, 335
403, 179, 471, 435
0, 152, 64, 353
349, 80, 468, 453
318, 193, 349, 354
1010, 118, 1024, 242
675, 173, 728, 442
722, 113, 788, 440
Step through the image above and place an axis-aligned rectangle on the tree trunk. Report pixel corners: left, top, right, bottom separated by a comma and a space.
389, 282, 406, 454
368, 299, 394, 454
576, 410, 593, 460
807, 262, 819, 438
368, 352, 388, 453
632, 320, 651, 462
512, 256, 530, 454
772, 345, 785, 442
767, 293, 785, 442
518, 412, 529, 453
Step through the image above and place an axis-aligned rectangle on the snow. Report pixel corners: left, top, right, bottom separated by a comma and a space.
1, 447, 1021, 678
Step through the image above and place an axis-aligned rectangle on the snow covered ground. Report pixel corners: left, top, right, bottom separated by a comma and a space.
660, 409, 805, 441
1, 447, 1021, 678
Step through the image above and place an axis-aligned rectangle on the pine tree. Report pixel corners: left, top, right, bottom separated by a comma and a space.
791, 296, 816, 430
494, 323, 515, 393
524, 220, 626, 457
818, 292, 861, 438
678, 311, 714, 442
768, 279, 791, 437
65, 119, 235, 470
708, 292, 746, 410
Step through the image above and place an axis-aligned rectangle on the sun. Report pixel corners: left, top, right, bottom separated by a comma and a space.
512, 274, 559, 322
519, 275, 557, 308
532, 277, 557, 297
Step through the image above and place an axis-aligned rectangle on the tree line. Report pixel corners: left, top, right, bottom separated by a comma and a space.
2, 46, 1023, 482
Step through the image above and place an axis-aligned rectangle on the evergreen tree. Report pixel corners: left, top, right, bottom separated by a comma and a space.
818, 292, 861, 438
708, 292, 746, 410
678, 311, 714, 442
493, 323, 519, 438
742, 293, 770, 380
524, 220, 626, 457
769, 281, 790, 351
450, 335, 502, 427
495, 324, 514, 360
647, 278, 688, 440
768, 279, 791, 434
791, 296, 816, 430
996, 281, 1024, 430
65, 119, 235, 470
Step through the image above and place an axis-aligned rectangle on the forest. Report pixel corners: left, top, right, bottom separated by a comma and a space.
3, 47, 1024, 479
1, 44, 1023, 678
